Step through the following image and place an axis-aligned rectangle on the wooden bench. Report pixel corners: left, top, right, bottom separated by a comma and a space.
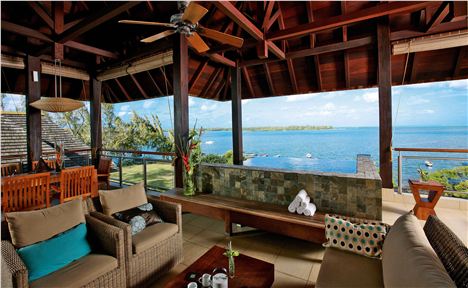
160, 189, 326, 244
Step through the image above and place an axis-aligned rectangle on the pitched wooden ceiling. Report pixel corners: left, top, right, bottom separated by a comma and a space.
1, 1, 467, 103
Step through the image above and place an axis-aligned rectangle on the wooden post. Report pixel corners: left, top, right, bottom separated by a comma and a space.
26, 56, 42, 171
90, 77, 102, 166
173, 34, 189, 188
377, 18, 393, 188
231, 67, 243, 165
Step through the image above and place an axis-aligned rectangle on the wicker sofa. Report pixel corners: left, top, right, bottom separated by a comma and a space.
316, 213, 466, 287
1, 214, 126, 288
88, 195, 183, 288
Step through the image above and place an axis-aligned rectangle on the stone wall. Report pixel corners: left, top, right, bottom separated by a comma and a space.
195, 155, 382, 220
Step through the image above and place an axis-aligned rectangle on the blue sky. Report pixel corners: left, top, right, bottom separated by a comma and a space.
2, 79, 467, 129
113, 79, 468, 129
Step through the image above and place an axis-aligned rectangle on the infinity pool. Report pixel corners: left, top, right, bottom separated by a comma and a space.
243, 157, 357, 174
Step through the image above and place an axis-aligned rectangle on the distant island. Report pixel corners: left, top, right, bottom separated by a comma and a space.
206, 125, 333, 132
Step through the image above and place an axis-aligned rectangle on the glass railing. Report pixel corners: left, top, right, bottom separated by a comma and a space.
394, 148, 468, 198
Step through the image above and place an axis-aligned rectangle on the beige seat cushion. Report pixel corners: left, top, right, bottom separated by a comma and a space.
382, 212, 455, 287
5, 199, 85, 248
132, 223, 178, 254
316, 247, 383, 288
30, 254, 117, 288
99, 182, 147, 216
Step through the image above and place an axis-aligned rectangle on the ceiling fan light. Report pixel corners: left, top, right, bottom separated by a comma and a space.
29, 97, 84, 113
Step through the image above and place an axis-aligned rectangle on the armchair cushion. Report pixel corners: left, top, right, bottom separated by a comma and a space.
29, 254, 117, 288
17, 223, 91, 282
132, 223, 178, 254
99, 182, 147, 216
113, 203, 163, 235
5, 199, 85, 248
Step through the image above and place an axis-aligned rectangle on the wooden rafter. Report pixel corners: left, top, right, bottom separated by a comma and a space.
268, 1, 431, 41
56, 1, 141, 43
263, 63, 276, 95
53, 2, 64, 60
130, 74, 149, 99
277, 3, 298, 94
341, 2, 350, 88
200, 67, 222, 98
29, 2, 54, 29
214, 1, 285, 59
205, 53, 236, 67
189, 59, 209, 92
114, 78, 131, 101
159, 67, 173, 92
425, 2, 450, 33
452, 47, 464, 77
262, 1, 276, 30
146, 71, 164, 96
65, 41, 118, 59
1, 20, 52, 42
211, 68, 228, 99
306, 2, 322, 90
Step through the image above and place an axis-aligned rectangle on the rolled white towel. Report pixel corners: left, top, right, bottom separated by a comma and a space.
296, 205, 306, 215
299, 196, 311, 208
295, 189, 308, 201
288, 198, 300, 213
303, 203, 317, 217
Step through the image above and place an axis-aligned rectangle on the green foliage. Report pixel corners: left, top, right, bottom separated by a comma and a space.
417, 167, 430, 182
201, 154, 228, 164
46, 105, 91, 145
425, 166, 468, 199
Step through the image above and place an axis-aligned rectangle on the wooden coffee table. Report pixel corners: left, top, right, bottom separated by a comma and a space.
164, 245, 274, 288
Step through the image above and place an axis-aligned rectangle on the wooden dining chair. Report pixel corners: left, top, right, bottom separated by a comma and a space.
32, 159, 56, 171
97, 157, 113, 190
1, 172, 51, 212
58, 166, 98, 203
1, 163, 22, 177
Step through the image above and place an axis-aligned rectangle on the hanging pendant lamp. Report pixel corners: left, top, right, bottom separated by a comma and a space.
30, 59, 84, 112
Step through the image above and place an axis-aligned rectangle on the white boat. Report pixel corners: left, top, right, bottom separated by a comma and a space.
205, 141, 214, 145
425, 161, 433, 167
306, 153, 312, 158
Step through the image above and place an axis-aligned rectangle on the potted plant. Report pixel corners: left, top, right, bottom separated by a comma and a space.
175, 125, 203, 196
223, 241, 239, 279
417, 166, 430, 182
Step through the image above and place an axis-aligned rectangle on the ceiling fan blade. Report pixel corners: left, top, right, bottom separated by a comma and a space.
141, 30, 177, 43
198, 26, 244, 48
119, 20, 177, 28
186, 32, 210, 53
181, 2, 208, 24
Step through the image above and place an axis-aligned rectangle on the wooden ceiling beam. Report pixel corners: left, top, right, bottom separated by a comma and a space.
53, 2, 64, 60
242, 67, 255, 98
211, 68, 228, 99
1, 20, 53, 42
425, 2, 450, 33
306, 2, 322, 91
56, 1, 141, 43
266, 10, 280, 31
263, 63, 276, 95
277, 4, 298, 94
200, 67, 222, 98
130, 74, 149, 99
205, 53, 236, 67
65, 41, 118, 59
262, 1, 276, 30
341, 2, 350, 88
214, 1, 285, 60
189, 59, 209, 92
146, 71, 164, 96
63, 18, 84, 32
452, 47, 464, 77
29, 2, 54, 29
268, 1, 431, 41
114, 78, 132, 101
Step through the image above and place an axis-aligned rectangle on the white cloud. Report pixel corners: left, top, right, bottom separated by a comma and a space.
119, 105, 130, 111
362, 92, 378, 103
285, 93, 317, 102
200, 103, 218, 111
448, 79, 468, 88
189, 98, 196, 107
143, 101, 154, 109
117, 111, 127, 117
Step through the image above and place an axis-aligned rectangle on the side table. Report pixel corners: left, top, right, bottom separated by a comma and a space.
408, 179, 445, 220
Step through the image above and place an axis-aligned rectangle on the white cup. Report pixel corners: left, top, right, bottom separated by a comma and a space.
187, 282, 197, 288
198, 273, 212, 287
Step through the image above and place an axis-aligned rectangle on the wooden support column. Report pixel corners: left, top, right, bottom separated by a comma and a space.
231, 67, 243, 165
377, 18, 393, 188
90, 77, 102, 166
173, 34, 189, 188
26, 55, 41, 171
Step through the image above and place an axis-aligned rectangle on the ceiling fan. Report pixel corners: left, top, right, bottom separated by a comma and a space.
119, 1, 244, 53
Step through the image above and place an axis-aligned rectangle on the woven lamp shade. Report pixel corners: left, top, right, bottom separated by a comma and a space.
29, 97, 84, 112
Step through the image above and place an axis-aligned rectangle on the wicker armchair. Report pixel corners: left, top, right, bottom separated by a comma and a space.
90, 196, 183, 288
1, 215, 126, 288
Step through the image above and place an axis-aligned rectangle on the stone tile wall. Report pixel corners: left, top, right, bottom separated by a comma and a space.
195, 154, 382, 220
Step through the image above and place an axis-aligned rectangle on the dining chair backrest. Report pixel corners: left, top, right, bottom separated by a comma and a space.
59, 166, 97, 203
1, 172, 51, 212
1, 163, 22, 177
32, 159, 56, 171
97, 158, 112, 175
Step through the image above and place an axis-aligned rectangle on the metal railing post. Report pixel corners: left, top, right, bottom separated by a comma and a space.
119, 156, 123, 187
398, 151, 403, 194
143, 158, 147, 190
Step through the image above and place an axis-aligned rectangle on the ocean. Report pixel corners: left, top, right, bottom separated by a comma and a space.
199, 126, 468, 182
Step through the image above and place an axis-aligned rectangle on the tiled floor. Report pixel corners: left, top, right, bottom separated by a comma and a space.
153, 197, 467, 288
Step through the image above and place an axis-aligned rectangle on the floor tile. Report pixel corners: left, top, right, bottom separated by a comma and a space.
272, 271, 308, 288
182, 241, 210, 266
182, 224, 205, 241
188, 229, 228, 248
150, 263, 187, 288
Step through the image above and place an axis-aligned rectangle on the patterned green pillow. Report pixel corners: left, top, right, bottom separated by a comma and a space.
323, 214, 391, 258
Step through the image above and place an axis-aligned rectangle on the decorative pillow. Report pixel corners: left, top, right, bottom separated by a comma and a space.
424, 215, 467, 287
323, 214, 390, 258
99, 182, 147, 216
113, 203, 163, 235
5, 199, 85, 248
35, 158, 53, 173
17, 223, 91, 282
